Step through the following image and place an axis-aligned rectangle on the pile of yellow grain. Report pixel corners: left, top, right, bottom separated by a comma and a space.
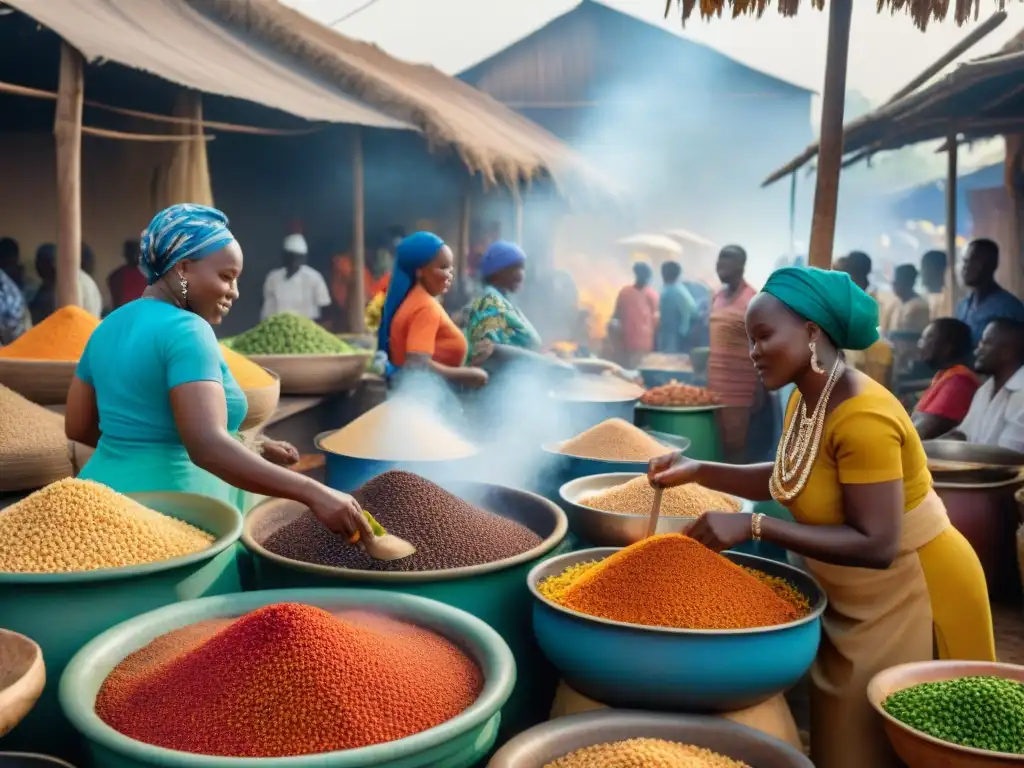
0, 479, 215, 573
320, 399, 477, 462
0, 384, 73, 492
559, 419, 670, 462
545, 738, 749, 767
0, 306, 99, 361
219, 344, 274, 389
580, 475, 740, 517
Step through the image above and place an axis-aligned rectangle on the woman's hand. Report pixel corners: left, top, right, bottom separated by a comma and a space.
648, 451, 701, 488
261, 439, 300, 467
306, 486, 374, 540
458, 366, 490, 389
686, 511, 753, 552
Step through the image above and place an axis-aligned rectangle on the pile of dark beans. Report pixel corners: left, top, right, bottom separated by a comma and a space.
262, 470, 543, 572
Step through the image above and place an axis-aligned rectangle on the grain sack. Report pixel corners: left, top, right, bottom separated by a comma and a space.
0, 384, 74, 492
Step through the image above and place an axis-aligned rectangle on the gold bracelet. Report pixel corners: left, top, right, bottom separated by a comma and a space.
751, 513, 765, 542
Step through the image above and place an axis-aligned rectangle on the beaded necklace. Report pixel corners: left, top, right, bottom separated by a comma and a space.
770, 356, 845, 502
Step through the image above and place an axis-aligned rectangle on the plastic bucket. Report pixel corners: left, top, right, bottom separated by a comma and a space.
634, 404, 723, 462
59, 589, 515, 768
0, 493, 242, 760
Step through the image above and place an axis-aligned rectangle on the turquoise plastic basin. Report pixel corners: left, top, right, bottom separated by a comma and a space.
241, 481, 568, 738
59, 589, 515, 768
528, 547, 826, 712
0, 493, 242, 760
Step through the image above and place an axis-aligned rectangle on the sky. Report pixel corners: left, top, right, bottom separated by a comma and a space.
283, 0, 1020, 104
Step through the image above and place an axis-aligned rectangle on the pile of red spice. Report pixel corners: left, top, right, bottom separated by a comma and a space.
95, 603, 483, 757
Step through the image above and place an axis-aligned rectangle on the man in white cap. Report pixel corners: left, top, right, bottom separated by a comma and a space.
261, 232, 331, 321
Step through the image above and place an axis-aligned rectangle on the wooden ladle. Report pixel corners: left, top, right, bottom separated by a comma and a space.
646, 487, 664, 539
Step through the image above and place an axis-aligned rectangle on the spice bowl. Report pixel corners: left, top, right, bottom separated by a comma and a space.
0, 630, 45, 738
488, 709, 813, 767
867, 660, 1024, 767
243, 481, 570, 737
528, 547, 826, 712
59, 589, 516, 768
558, 471, 738, 547
538, 432, 689, 505
246, 353, 369, 395
0, 755, 77, 767
0, 360, 77, 406
237, 370, 280, 432
0, 493, 242, 759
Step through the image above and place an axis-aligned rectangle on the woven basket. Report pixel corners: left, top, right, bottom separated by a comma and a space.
247, 353, 369, 396
0, 407, 73, 493
0, 359, 77, 405
239, 371, 281, 432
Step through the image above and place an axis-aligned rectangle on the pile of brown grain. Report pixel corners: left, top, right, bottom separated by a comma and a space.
320, 399, 476, 461
559, 419, 670, 462
546, 738, 749, 767
261, 471, 542, 572
0, 384, 74, 492
580, 475, 740, 517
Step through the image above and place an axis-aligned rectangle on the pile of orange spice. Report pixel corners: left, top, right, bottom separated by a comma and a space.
0, 306, 98, 361
95, 603, 482, 758
219, 344, 274, 389
547, 534, 807, 630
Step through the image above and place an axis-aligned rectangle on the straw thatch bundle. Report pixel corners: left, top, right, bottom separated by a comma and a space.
191, 0, 621, 199
665, 0, 1008, 30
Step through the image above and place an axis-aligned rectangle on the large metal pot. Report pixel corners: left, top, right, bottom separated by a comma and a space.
924, 441, 1024, 601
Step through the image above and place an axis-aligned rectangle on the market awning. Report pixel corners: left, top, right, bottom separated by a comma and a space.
6, 0, 410, 130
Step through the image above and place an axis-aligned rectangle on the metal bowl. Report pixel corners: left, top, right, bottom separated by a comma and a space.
0, 756, 77, 767
528, 547, 826, 712
559, 472, 742, 547
488, 709, 813, 767
867, 660, 1024, 767
924, 440, 1024, 485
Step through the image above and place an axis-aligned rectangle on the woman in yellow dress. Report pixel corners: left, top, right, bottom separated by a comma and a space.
649, 266, 995, 768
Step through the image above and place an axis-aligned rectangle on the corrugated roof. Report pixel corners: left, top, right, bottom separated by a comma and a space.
6, 0, 408, 130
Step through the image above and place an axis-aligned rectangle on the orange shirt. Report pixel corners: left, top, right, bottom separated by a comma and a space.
389, 284, 467, 367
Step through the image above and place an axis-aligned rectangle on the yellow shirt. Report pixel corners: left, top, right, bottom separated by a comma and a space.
782, 376, 932, 526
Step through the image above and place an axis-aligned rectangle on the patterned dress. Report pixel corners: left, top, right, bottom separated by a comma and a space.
464, 285, 542, 363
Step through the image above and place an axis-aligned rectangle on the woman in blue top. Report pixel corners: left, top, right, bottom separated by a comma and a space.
65, 204, 372, 540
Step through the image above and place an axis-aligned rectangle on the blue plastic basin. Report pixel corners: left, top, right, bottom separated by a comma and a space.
0, 493, 242, 760
528, 547, 825, 712
59, 589, 515, 768
242, 481, 569, 738
315, 431, 481, 492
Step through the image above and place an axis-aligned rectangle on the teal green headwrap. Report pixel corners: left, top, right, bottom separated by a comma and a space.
762, 266, 880, 351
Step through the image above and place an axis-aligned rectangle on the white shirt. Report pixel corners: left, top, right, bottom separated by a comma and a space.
958, 365, 1024, 452
261, 265, 331, 321
78, 270, 103, 317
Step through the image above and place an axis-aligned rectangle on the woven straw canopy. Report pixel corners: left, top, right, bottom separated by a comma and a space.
665, 1, 1008, 30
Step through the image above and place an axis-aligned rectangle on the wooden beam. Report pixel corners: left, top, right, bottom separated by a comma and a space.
457, 185, 471, 288
807, 0, 853, 270
54, 42, 84, 310
945, 131, 959, 306
350, 127, 366, 333
514, 185, 524, 244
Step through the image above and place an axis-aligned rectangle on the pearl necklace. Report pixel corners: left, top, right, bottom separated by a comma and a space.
770, 356, 845, 502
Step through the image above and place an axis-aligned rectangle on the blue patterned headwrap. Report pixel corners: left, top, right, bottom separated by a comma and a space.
377, 232, 446, 366
139, 204, 236, 285
480, 241, 526, 280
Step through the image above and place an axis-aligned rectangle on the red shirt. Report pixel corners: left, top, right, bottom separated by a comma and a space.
108, 265, 147, 308
614, 285, 659, 353
915, 365, 980, 424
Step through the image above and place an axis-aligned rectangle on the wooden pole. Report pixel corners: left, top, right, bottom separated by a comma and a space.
788, 172, 798, 260
807, 0, 853, 270
54, 42, 84, 309
457, 185, 471, 289
350, 127, 366, 333
514, 185, 524, 244
945, 131, 959, 307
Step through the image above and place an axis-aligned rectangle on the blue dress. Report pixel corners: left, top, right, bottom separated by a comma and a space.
76, 299, 249, 511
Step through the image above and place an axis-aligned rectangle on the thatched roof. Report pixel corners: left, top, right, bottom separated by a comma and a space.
192, 0, 621, 199
665, 0, 1008, 29
763, 25, 1024, 183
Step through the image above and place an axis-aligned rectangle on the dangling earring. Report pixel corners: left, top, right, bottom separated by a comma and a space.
178, 271, 188, 306
809, 340, 825, 375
